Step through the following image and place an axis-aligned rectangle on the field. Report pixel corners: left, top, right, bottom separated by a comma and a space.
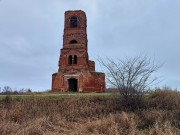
0, 92, 114, 99
0, 90, 180, 135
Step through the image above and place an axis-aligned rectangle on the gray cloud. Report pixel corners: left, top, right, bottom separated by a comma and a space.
0, 0, 180, 90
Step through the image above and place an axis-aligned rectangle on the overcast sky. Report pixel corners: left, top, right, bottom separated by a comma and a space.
0, 0, 180, 91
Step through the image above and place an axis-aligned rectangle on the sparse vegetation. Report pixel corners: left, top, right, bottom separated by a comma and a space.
0, 86, 32, 95
99, 56, 160, 110
0, 89, 179, 134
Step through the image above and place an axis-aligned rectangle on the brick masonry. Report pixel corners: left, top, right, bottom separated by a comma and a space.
51, 10, 105, 93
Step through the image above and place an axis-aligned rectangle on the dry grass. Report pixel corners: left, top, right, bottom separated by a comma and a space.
147, 89, 180, 110
0, 90, 180, 135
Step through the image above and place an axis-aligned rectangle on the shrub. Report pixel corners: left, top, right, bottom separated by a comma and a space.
148, 89, 180, 110
3, 95, 13, 109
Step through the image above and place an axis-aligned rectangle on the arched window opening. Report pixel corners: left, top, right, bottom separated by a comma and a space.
70, 17, 78, 28
74, 55, 77, 64
69, 40, 78, 44
68, 55, 72, 65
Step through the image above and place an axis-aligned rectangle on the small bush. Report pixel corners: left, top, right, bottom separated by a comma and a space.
3, 95, 12, 104
3, 95, 13, 109
148, 89, 180, 110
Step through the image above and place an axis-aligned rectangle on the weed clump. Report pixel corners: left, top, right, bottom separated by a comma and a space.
3, 95, 13, 109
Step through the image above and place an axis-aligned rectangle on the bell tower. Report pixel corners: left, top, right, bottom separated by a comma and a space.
59, 11, 89, 72
63, 10, 87, 49
52, 10, 105, 93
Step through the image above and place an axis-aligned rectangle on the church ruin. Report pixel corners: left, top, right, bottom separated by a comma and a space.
51, 10, 105, 92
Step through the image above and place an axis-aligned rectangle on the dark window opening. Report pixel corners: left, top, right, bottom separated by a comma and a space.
74, 55, 77, 64
69, 40, 78, 44
68, 55, 78, 65
70, 17, 78, 28
68, 55, 72, 65
68, 78, 78, 92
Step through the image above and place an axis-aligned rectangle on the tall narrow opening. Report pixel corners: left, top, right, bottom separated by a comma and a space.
68, 78, 78, 92
74, 55, 77, 64
68, 55, 72, 65
70, 17, 78, 28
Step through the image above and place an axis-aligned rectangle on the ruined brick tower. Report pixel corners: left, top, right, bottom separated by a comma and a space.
51, 10, 105, 92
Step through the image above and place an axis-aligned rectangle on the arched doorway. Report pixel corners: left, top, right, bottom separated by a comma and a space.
68, 78, 78, 92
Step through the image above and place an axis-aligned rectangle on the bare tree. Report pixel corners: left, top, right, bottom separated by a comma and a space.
3, 86, 12, 94
99, 56, 160, 109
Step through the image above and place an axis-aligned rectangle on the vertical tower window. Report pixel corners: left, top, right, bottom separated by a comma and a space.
74, 55, 77, 64
70, 17, 78, 28
68, 55, 78, 65
68, 55, 72, 65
